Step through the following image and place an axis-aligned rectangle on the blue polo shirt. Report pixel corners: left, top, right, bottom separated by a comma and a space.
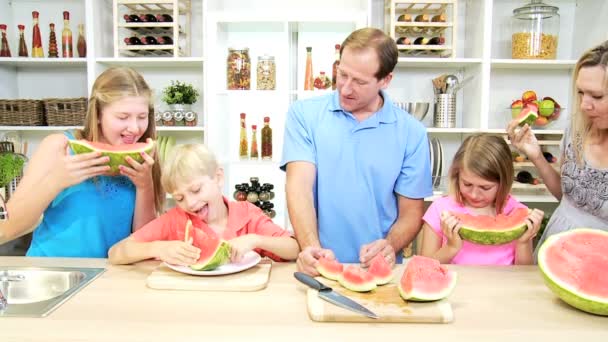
281, 90, 432, 263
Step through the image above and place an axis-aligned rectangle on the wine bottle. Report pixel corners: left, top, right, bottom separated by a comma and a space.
158, 36, 173, 45
124, 36, 142, 45
396, 37, 411, 45
123, 14, 132, 22
129, 14, 142, 23
156, 14, 173, 22
397, 13, 412, 22
139, 14, 157, 22
432, 13, 447, 22
142, 36, 158, 45
414, 14, 429, 22
428, 36, 445, 45
413, 37, 429, 45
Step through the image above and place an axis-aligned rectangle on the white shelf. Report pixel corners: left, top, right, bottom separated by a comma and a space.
0, 58, 87, 68
226, 160, 279, 167
425, 192, 558, 203
216, 90, 289, 96
0, 125, 204, 132
482, 128, 564, 135
396, 57, 482, 68
426, 128, 480, 134
96, 57, 204, 67
491, 59, 578, 70
157, 126, 205, 132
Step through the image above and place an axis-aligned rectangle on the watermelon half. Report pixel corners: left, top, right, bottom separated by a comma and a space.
68, 139, 155, 175
190, 229, 231, 271
316, 257, 343, 281
368, 253, 393, 285
338, 265, 377, 292
399, 256, 457, 302
455, 208, 529, 245
537, 228, 608, 316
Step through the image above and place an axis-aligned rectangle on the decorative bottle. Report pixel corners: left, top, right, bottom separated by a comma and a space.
261, 116, 272, 160
239, 113, 248, 159
48, 23, 58, 58
332, 44, 340, 90
0, 24, 11, 57
17, 25, 28, 57
304, 47, 313, 90
62, 11, 73, 58
250, 125, 259, 160
31, 11, 43, 58
77, 24, 86, 57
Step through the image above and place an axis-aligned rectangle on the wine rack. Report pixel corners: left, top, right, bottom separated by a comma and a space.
386, 0, 458, 58
113, 0, 191, 57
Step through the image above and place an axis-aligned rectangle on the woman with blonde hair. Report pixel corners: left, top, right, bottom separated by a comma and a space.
0, 67, 163, 257
508, 41, 608, 252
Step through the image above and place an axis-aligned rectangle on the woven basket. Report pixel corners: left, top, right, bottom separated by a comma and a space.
44, 97, 88, 126
0, 99, 45, 126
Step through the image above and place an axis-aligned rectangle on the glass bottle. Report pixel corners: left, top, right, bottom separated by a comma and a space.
239, 113, 248, 159
17, 25, 28, 57
227, 48, 251, 90
62, 11, 73, 58
511, 0, 559, 59
77, 24, 86, 57
48, 23, 58, 58
332, 44, 340, 90
261, 116, 272, 160
250, 124, 259, 159
256, 55, 276, 90
304, 47, 313, 91
0, 24, 11, 57
31, 11, 43, 58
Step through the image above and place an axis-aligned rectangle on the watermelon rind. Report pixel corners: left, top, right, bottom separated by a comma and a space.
317, 259, 343, 281
537, 228, 608, 316
517, 107, 538, 126
338, 266, 377, 292
398, 272, 457, 302
68, 139, 155, 175
459, 224, 527, 245
368, 254, 394, 285
190, 241, 231, 271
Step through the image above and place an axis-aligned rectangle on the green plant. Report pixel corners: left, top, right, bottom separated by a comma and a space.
0, 153, 25, 188
162, 80, 200, 105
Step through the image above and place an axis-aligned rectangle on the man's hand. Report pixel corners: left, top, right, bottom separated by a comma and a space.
296, 246, 335, 276
359, 239, 396, 268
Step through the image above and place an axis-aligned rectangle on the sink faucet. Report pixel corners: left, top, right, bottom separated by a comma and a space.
0, 193, 7, 221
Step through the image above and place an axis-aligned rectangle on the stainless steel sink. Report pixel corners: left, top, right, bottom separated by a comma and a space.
0, 266, 105, 317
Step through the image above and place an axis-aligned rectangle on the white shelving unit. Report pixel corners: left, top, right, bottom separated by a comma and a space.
1, 0, 607, 219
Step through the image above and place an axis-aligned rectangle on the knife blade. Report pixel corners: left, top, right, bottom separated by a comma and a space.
294, 272, 379, 319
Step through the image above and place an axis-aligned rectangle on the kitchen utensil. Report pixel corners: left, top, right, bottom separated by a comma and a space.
146, 257, 271, 292
429, 137, 435, 180
445, 74, 458, 94
397, 102, 430, 121
433, 94, 457, 128
452, 76, 473, 93
432, 74, 447, 94
294, 272, 378, 319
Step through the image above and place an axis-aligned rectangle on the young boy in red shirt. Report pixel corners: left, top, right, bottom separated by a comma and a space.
109, 144, 299, 265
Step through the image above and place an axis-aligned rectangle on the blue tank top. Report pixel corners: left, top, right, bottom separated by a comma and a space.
27, 131, 136, 257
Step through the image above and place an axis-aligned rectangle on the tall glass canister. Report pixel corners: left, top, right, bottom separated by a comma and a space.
511, 0, 559, 59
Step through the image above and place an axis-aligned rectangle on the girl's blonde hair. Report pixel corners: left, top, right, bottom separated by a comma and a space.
161, 144, 219, 194
448, 134, 514, 214
570, 40, 608, 164
74, 67, 164, 212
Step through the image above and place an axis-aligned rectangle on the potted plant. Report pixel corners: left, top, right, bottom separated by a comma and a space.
162, 80, 200, 110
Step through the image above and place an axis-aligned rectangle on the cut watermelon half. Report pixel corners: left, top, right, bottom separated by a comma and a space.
189, 227, 231, 271
316, 257, 343, 281
368, 253, 393, 285
338, 265, 377, 292
399, 256, 457, 302
538, 228, 608, 316
68, 139, 155, 175
455, 208, 529, 245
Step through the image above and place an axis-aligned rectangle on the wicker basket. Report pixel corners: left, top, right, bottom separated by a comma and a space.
0, 99, 45, 126
44, 97, 88, 126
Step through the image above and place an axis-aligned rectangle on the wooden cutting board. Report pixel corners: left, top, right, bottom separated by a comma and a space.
146, 260, 271, 292
306, 277, 453, 323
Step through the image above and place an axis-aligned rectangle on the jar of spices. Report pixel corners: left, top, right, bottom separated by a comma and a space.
263, 183, 275, 200
511, 0, 559, 59
173, 110, 185, 126
234, 184, 247, 201
258, 184, 271, 202
246, 191, 259, 203
161, 110, 174, 126
184, 111, 197, 127
154, 111, 163, 126
256, 55, 276, 90
227, 47, 251, 90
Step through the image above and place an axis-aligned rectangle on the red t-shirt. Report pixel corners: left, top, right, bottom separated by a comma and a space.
132, 197, 292, 261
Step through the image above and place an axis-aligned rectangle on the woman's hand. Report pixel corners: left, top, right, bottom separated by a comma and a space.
52, 136, 111, 189
119, 138, 155, 191
440, 211, 463, 253
517, 208, 545, 244
228, 234, 260, 263
506, 121, 543, 162
157, 239, 201, 266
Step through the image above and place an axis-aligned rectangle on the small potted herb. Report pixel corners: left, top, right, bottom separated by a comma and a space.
161, 81, 200, 126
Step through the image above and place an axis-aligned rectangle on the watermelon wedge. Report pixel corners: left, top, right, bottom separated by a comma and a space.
399, 256, 457, 302
316, 257, 343, 281
189, 228, 231, 271
455, 208, 529, 245
516, 105, 538, 126
368, 253, 393, 285
538, 228, 608, 316
338, 265, 377, 292
68, 139, 155, 175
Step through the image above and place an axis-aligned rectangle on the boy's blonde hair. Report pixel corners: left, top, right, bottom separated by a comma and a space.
448, 134, 514, 214
161, 144, 219, 194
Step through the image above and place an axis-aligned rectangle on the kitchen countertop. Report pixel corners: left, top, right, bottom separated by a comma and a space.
0, 257, 606, 342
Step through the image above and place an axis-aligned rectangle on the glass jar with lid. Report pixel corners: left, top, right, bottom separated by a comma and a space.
227, 47, 251, 90
511, 0, 559, 59
256, 55, 276, 90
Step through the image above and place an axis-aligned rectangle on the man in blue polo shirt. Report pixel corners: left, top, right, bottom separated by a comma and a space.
281, 28, 432, 275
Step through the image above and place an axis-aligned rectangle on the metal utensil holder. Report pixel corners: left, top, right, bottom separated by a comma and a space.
433, 94, 456, 128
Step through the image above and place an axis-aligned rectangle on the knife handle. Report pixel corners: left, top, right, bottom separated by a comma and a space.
294, 272, 329, 291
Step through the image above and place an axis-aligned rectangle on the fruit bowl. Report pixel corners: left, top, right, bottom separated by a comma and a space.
509, 91, 563, 129
395, 102, 430, 121
507, 107, 564, 129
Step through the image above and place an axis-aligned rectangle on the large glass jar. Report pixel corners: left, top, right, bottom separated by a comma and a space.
256, 55, 276, 90
227, 47, 251, 90
511, 0, 559, 59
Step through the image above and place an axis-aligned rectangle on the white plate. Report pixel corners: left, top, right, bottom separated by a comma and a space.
165, 251, 261, 276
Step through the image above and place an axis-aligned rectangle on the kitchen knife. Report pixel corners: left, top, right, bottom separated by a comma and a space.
294, 272, 378, 319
